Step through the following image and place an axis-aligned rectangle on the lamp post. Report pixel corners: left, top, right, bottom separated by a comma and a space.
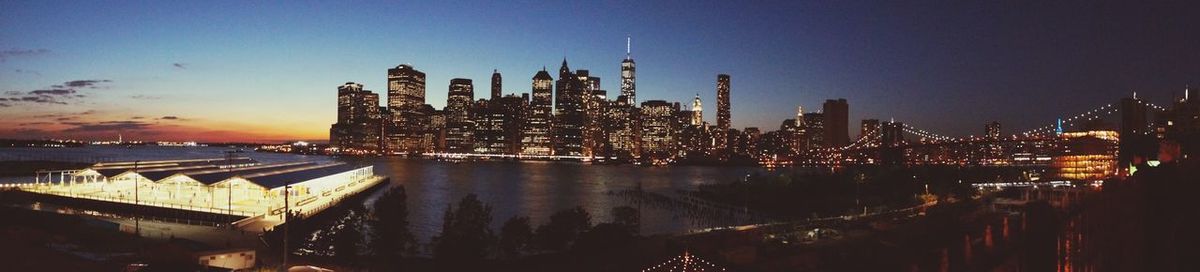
225, 151, 234, 224
283, 184, 290, 269
134, 160, 140, 237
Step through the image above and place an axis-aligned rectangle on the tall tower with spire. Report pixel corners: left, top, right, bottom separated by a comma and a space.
620, 36, 637, 106
691, 94, 703, 126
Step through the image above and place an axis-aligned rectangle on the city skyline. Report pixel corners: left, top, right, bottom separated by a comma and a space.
3, 1, 1199, 142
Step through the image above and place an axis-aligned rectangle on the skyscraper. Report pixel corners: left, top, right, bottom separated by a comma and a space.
553, 59, 585, 156
330, 82, 382, 151
446, 78, 475, 153
640, 100, 679, 161
577, 70, 604, 158
620, 36, 637, 106
1119, 95, 1150, 171
522, 68, 554, 156
803, 112, 824, 149
714, 74, 731, 156
604, 95, 641, 160
386, 64, 427, 153
691, 94, 703, 126
985, 121, 1002, 140
822, 98, 849, 148
491, 69, 502, 101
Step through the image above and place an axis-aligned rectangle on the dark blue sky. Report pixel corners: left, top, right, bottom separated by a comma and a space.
2, 1, 1198, 141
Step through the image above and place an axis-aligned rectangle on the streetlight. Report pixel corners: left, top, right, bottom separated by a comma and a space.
225, 151, 234, 225
282, 184, 290, 269
134, 160, 140, 237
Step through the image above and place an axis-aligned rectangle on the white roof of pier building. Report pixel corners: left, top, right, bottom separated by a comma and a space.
71, 158, 365, 191
76, 157, 259, 178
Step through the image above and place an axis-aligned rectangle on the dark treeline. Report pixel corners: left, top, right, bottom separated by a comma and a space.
692, 165, 1005, 218
284, 185, 648, 271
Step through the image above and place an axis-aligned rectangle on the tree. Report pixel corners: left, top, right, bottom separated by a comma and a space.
535, 206, 592, 251
333, 210, 364, 265
611, 206, 640, 235
433, 194, 495, 270
498, 216, 533, 259
368, 186, 417, 266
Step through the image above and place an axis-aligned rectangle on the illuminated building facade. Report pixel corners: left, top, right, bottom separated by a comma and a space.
621, 36, 636, 105
985, 121, 1002, 140
803, 112, 824, 149
329, 82, 382, 152
387, 64, 428, 154
1053, 130, 1119, 180
474, 95, 528, 154
714, 74, 731, 156
553, 59, 585, 156
576, 70, 603, 158
604, 95, 640, 159
21, 158, 384, 223
521, 69, 554, 156
446, 78, 475, 153
691, 94, 703, 126
491, 69, 502, 100
640, 100, 679, 161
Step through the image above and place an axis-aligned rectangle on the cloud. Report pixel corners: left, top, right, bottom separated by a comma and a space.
0, 48, 50, 61
63, 79, 111, 88
131, 116, 144, 119
0, 98, 7, 101
1, 80, 111, 106
14, 69, 41, 76
29, 89, 76, 96
18, 96, 66, 105
0, 103, 9, 107
173, 63, 187, 69
159, 116, 187, 121
130, 94, 162, 100
61, 120, 153, 132
19, 121, 52, 126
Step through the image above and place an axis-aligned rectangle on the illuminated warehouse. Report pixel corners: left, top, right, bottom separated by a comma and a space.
21, 157, 384, 221
1051, 130, 1119, 180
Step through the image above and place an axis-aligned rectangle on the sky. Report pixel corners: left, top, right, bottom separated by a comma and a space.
1, 1, 1198, 143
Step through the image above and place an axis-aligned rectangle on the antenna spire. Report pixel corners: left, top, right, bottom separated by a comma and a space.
626, 35, 631, 59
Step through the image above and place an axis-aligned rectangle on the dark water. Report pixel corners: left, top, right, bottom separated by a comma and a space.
1, 146, 766, 243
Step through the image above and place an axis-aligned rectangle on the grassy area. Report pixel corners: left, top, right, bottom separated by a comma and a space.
0, 160, 93, 177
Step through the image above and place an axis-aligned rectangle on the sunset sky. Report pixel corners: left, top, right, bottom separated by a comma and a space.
2, 1, 1198, 143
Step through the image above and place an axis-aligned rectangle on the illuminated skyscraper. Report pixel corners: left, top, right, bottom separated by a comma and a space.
491, 69, 502, 101
522, 68, 554, 156
577, 70, 604, 158
691, 94, 703, 126
640, 100, 678, 161
604, 95, 640, 160
446, 78, 475, 153
621, 36, 636, 105
554, 59, 585, 156
330, 82, 382, 151
985, 121, 1002, 140
823, 98, 849, 148
386, 64, 427, 153
715, 74, 731, 156
803, 112, 824, 149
